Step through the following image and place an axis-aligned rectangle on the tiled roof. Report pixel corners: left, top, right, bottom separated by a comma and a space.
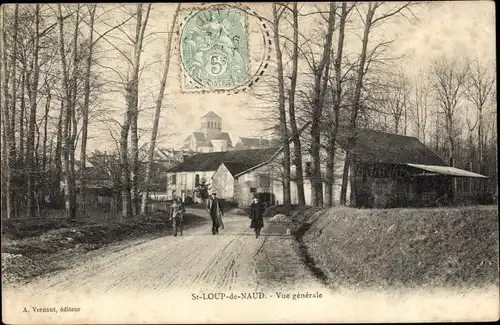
222, 161, 260, 176
167, 147, 280, 173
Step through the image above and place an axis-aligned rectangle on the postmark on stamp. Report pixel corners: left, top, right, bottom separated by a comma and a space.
180, 7, 250, 92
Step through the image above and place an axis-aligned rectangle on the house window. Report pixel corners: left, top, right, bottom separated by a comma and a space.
171, 175, 176, 185
250, 187, 257, 193
195, 174, 200, 187
305, 162, 312, 178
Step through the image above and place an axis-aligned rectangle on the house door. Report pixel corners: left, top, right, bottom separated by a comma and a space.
181, 191, 186, 202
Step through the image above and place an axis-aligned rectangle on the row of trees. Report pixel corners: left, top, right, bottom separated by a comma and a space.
253, 2, 496, 208
0, 3, 496, 219
0, 4, 181, 219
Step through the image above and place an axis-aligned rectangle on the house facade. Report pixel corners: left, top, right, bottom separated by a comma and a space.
165, 147, 280, 202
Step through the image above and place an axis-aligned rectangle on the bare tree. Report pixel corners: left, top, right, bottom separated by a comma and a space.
26, 4, 41, 217
79, 4, 96, 210
339, 2, 416, 206
324, 2, 353, 207
119, 4, 151, 218
56, 4, 77, 219
309, 2, 336, 208
412, 71, 429, 144
383, 71, 410, 134
1, 5, 14, 218
430, 60, 468, 150
140, 3, 181, 214
464, 56, 495, 180
428, 55, 468, 200
272, 3, 292, 207
78, 5, 136, 211
286, 2, 306, 206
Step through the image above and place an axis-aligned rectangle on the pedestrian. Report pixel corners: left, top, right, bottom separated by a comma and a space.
170, 197, 185, 236
207, 192, 224, 235
249, 196, 264, 239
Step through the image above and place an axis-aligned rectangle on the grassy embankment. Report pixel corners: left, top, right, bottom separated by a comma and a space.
268, 205, 499, 290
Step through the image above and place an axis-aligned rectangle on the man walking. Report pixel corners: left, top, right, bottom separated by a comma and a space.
207, 192, 224, 235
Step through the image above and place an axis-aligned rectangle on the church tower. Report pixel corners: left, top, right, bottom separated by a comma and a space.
200, 111, 222, 140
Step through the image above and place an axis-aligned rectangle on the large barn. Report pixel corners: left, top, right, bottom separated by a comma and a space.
335, 129, 488, 208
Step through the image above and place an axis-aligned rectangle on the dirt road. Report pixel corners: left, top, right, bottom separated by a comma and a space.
4, 208, 498, 323
4, 208, 323, 295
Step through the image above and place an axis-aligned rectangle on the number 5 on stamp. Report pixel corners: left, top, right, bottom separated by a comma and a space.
180, 7, 249, 91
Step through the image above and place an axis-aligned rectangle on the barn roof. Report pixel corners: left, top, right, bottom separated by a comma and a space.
167, 147, 280, 173
336, 128, 448, 166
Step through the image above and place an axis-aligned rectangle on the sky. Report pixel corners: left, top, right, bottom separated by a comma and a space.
85, 1, 496, 154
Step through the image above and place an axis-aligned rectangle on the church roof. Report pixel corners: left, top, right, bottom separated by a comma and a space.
192, 132, 206, 141
211, 132, 233, 146
201, 111, 221, 119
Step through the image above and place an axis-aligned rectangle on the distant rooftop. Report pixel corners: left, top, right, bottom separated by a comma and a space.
201, 111, 221, 119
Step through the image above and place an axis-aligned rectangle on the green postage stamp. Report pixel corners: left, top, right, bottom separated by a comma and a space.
180, 7, 249, 91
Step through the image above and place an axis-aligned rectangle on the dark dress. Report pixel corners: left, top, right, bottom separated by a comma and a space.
208, 198, 223, 234
250, 202, 264, 230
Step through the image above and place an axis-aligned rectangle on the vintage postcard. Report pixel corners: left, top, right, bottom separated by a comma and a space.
1, 2, 498, 324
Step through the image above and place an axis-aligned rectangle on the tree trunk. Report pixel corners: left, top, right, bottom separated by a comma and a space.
80, 4, 96, 213
121, 4, 151, 218
140, 4, 181, 214
325, 2, 348, 207
53, 101, 63, 205
272, 3, 291, 207
68, 5, 80, 217
1, 6, 13, 218
57, 4, 76, 220
478, 108, 484, 194
340, 3, 375, 206
9, 5, 19, 158
130, 104, 139, 215
288, 3, 305, 206
19, 69, 26, 162
26, 5, 41, 218
311, 2, 336, 208
42, 89, 51, 205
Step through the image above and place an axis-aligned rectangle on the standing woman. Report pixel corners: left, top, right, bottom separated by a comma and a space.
249, 196, 265, 238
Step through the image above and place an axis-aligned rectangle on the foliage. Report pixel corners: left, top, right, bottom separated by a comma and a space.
194, 177, 210, 201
